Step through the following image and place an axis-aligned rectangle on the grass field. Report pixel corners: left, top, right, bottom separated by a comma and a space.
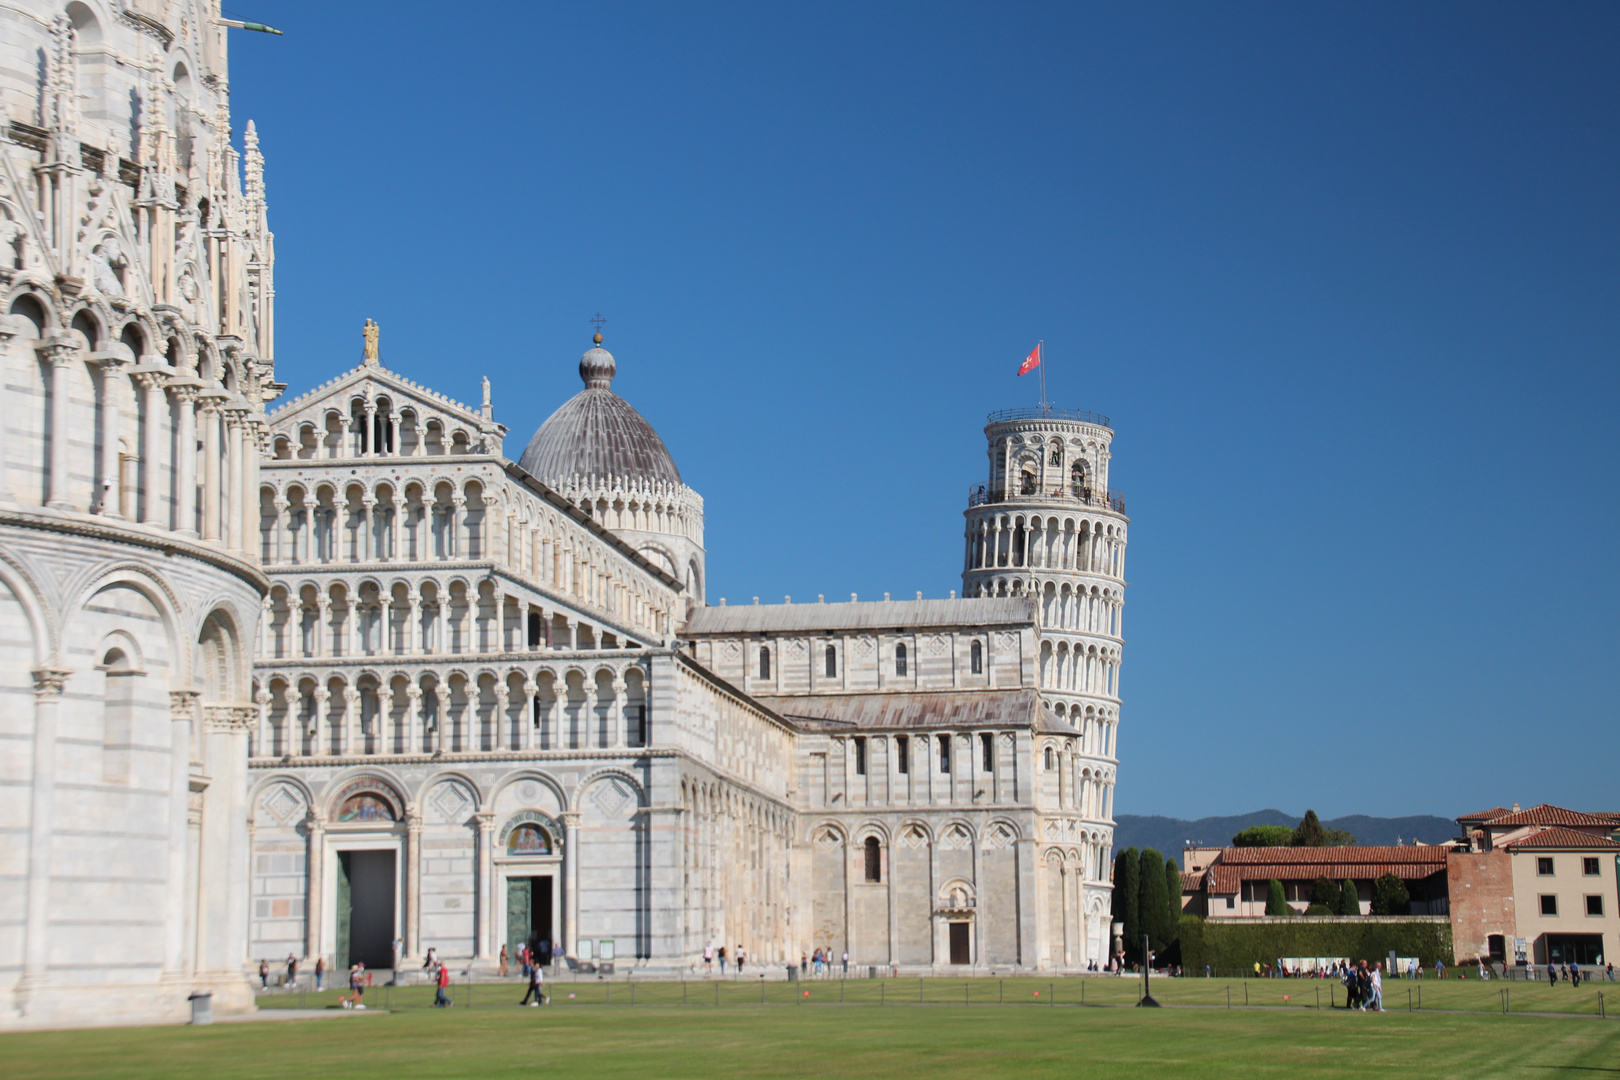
4, 976, 1618, 1079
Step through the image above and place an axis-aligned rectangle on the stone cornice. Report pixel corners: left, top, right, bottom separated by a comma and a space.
0, 506, 268, 595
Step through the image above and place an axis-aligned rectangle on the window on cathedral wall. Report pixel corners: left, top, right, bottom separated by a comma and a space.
824, 644, 837, 678
894, 643, 907, 677
863, 837, 881, 883
970, 640, 983, 675
759, 645, 771, 680
854, 736, 866, 775
980, 733, 993, 772
896, 735, 909, 774
938, 735, 951, 773
1043, 745, 1054, 770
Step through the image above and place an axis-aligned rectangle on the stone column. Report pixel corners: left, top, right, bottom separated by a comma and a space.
315, 596, 331, 658
376, 684, 393, 753
271, 498, 289, 565
404, 813, 423, 961
305, 816, 326, 963
450, 495, 466, 558
311, 686, 329, 753
254, 683, 272, 760
521, 677, 537, 751
133, 367, 167, 525
561, 811, 581, 959
363, 402, 377, 456
96, 353, 129, 515
491, 681, 508, 753
436, 597, 449, 655
407, 594, 422, 656
582, 682, 598, 750
342, 687, 360, 757
259, 597, 274, 661
428, 683, 445, 754
386, 494, 401, 560
486, 583, 502, 654
405, 686, 423, 755
225, 412, 244, 552
245, 420, 263, 562
360, 496, 376, 562
609, 676, 627, 749
0, 319, 15, 500
200, 400, 223, 541
40, 336, 78, 509
19, 668, 71, 1004
171, 383, 199, 535
474, 811, 495, 960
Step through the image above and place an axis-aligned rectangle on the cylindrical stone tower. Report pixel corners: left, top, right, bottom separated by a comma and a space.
963, 406, 1125, 923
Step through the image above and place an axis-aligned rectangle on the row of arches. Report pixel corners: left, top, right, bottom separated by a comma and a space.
986, 431, 1110, 505
258, 474, 672, 639
261, 577, 637, 662
270, 393, 485, 460
1049, 700, 1118, 760
680, 776, 795, 963
1038, 740, 1116, 820
1039, 639, 1121, 698
253, 663, 648, 758
4, 290, 261, 548
964, 512, 1125, 576
552, 475, 705, 547
1040, 581, 1121, 636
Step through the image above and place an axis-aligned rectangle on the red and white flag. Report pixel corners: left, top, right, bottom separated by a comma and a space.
1017, 342, 1041, 376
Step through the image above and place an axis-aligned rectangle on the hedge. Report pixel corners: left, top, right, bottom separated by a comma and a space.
1178, 915, 1452, 971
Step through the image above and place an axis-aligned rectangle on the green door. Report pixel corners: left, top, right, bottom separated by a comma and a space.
335, 851, 353, 967
506, 877, 531, 958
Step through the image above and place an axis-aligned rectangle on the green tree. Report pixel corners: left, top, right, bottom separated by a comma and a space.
1112, 847, 1140, 959
1304, 903, 1333, 916
1164, 856, 1184, 948
1311, 876, 1339, 908
1231, 825, 1295, 847
1370, 873, 1411, 915
1337, 879, 1362, 916
1139, 848, 1170, 953
1265, 879, 1290, 917
1292, 809, 1356, 847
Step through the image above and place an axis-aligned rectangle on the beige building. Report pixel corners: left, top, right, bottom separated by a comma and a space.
1449, 805, 1620, 967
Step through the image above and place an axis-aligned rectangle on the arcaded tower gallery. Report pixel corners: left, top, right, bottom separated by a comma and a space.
0, 0, 277, 1026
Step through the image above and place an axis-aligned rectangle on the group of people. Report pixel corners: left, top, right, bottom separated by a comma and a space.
796, 948, 850, 977
497, 940, 557, 978
256, 954, 327, 992
700, 944, 750, 975
1340, 960, 1385, 1012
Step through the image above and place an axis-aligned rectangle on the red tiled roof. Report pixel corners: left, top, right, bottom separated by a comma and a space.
1206, 866, 1241, 894
1506, 827, 1620, 851
1457, 807, 1512, 823
1481, 805, 1617, 830
1221, 845, 1449, 867
1180, 871, 1204, 893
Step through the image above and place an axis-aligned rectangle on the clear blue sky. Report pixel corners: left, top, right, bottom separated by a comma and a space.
229, 2, 1619, 820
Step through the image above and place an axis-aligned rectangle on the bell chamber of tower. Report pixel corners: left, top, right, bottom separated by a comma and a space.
962, 405, 1127, 806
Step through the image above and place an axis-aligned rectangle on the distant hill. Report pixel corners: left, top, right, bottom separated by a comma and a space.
1115, 810, 1458, 858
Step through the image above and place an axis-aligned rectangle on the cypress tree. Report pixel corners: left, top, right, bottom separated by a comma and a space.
1292, 809, 1328, 847
1338, 878, 1361, 916
1311, 875, 1338, 909
1164, 856, 1183, 947
1265, 878, 1290, 917
1139, 848, 1169, 953
1112, 847, 1140, 959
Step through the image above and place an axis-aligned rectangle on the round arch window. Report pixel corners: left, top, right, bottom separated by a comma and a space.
507, 824, 552, 856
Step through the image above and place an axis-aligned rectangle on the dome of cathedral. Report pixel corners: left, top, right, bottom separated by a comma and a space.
517, 338, 683, 486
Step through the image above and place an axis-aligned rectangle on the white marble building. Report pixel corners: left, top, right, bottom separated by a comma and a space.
0, 0, 276, 1027
245, 335, 1127, 976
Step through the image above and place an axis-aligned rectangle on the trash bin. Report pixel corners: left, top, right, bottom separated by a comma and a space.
188, 991, 213, 1025
786, 966, 798, 982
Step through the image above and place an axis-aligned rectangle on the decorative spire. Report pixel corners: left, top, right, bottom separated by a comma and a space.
47, 14, 78, 143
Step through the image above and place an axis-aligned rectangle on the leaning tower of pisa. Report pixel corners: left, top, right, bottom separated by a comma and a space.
962, 406, 1126, 947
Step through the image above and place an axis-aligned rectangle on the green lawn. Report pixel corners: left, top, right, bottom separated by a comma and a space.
4, 977, 1618, 1079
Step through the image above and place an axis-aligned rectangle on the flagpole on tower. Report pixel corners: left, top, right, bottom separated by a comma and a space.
1039, 340, 1048, 415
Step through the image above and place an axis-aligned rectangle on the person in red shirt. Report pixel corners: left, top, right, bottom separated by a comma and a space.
434, 962, 451, 1008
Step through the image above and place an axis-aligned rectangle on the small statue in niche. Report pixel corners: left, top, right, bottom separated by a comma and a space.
176, 265, 199, 319
90, 235, 126, 296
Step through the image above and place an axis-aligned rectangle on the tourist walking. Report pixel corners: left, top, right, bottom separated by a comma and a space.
1368, 962, 1385, 1012
800, 952, 808, 975
259, 959, 269, 990
349, 961, 367, 1008
499, 944, 510, 977
737, 946, 746, 974
315, 956, 326, 991
1571, 962, 1582, 988
719, 946, 728, 974
434, 962, 452, 1008
286, 953, 298, 988
521, 960, 545, 1006
703, 943, 714, 974
842, 950, 850, 975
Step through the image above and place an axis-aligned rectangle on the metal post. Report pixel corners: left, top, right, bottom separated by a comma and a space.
715, 981, 720, 1006
965, 982, 969, 1006
1226, 985, 1230, 1009
1138, 935, 1160, 1007
881, 982, 885, 1005
760, 976, 765, 1004
1244, 982, 1249, 1006
920, 977, 924, 1003
607, 983, 611, 1005
1050, 982, 1055, 1006
841, 979, 845, 1004
1316, 986, 1320, 1009
683, 978, 687, 1005
999, 979, 1004, 1004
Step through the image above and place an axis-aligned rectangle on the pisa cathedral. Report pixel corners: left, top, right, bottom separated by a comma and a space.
0, 0, 1125, 1030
